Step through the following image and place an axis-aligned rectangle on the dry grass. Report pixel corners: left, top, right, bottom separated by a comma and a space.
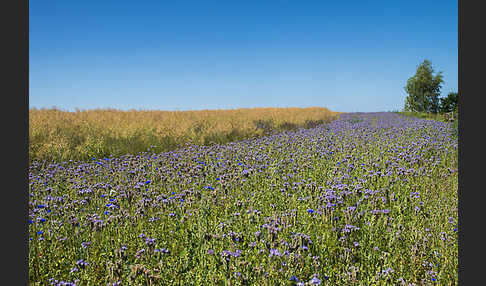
29, 107, 342, 162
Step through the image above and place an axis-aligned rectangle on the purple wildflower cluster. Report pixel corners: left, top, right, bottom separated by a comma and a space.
29, 112, 457, 284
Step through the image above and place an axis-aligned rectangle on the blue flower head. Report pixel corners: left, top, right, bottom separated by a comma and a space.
309, 277, 321, 285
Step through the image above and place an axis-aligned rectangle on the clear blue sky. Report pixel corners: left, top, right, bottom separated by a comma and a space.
29, 0, 457, 112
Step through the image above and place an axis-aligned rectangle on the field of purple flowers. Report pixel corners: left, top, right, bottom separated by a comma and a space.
29, 112, 458, 285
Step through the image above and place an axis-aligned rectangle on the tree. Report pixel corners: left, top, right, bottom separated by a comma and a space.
439, 91, 458, 113
404, 60, 444, 113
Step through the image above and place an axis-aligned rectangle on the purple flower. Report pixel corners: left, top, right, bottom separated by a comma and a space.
148, 217, 159, 222
220, 249, 241, 258
154, 248, 169, 254
269, 248, 281, 257
309, 277, 321, 285
76, 259, 88, 267
381, 267, 394, 276
145, 237, 156, 246
135, 248, 145, 258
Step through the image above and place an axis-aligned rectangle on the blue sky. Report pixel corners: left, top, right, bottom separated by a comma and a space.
29, 0, 457, 112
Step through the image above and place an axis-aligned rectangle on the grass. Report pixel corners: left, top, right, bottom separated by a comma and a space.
394, 111, 452, 122
395, 111, 458, 139
29, 107, 341, 163
29, 112, 457, 285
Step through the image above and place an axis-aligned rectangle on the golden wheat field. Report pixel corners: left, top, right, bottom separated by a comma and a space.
29, 107, 341, 162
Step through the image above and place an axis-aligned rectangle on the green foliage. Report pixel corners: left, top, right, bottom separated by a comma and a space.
404, 60, 444, 113
439, 91, 458, 114
348, 115, 364, 124
397, 111, 448, 122
28, 113, 458, 285
253, 119, 275, 134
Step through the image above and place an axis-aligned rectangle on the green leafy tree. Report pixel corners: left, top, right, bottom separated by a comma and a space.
440, 91, 458, 113
404, 60, 444, 113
